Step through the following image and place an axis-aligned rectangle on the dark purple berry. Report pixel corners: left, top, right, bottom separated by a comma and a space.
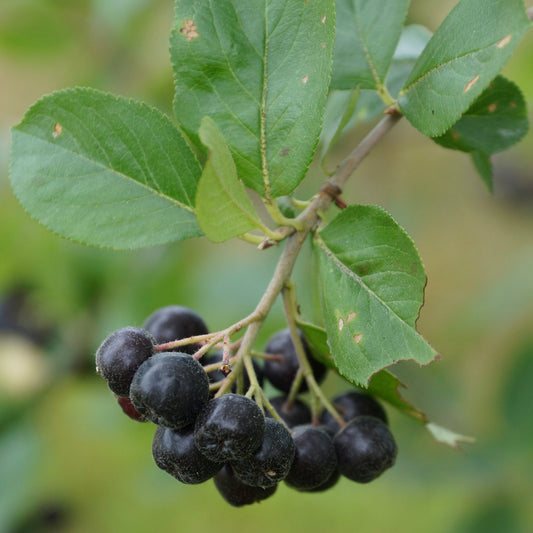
232, 418, 295, 488
319, 390, 388, 435
334, 416, 397, 483
214, 465, 277, 507
263, 329, 327, 393
265, 396, 311, 428
303, 468, 341, 493
143, 305, 208, 355
285, 425, 337, 491
95, 327, 155, 397
130, 352, 209, 429
152, 425, 221, 484
194, 394, 264, 462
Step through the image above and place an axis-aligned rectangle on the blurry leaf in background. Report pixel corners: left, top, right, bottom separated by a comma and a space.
502, 340, 533, 441
0, 0, 81, 57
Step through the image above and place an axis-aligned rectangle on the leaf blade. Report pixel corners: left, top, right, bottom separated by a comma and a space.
196, 117, 265, 243
10, 87, 202, 249
171, 0, 335, 198
398, 0, 531, 136
314, 205, 438, 386
332, 0, 410, 91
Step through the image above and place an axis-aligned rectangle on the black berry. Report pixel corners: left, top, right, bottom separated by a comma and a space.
152, 425, 222, 484
263, 329, 327, 393
130, 352, 209, 429
265, 396, 311, 428
194, 394, 264, 462
95, 327, 155, 397
214, 464, 277, 507
232, 418, 295, 488
319, 390, 388, 435
143, 305, 208, 355
334, 416, 397, 483
285, 425, 337, 491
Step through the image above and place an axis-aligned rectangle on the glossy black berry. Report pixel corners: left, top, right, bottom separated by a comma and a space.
304, 467, 341, 493
143, 305, 208, 355
285, 425, 337, 491
130, 352, 209, 429
203, 350, 264, 394
214, 464, 277, 507
263, 329, 327, 393
334, 416, 397, 483
265, 396, 311, 428
194, 394, 264, 462
152, 425, 221, 484
95, 327, 155, 397
319, 390, 388, 435
232, 418, 295, 488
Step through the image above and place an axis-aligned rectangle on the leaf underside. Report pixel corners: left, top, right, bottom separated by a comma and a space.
196, 117, 264, 242
10, 87, 202, 249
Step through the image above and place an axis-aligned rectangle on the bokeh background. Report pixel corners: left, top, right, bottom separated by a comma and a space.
1, 1, 532, 532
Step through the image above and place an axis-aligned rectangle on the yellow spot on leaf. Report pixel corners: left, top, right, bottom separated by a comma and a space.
510, 101, 517, 108
322, 42, 326, 49
52, 123, 62, 138
464, 75, 480, 93
451, 131, 459, 140
180, 19, 199, 41
302, 75, 309, 84
353, 333, 363, 345
338, 317, 344, 332
346, 312, 357, 323
488, 103, 497, 113
321, 15, 327, 24
497, 34, 512, 49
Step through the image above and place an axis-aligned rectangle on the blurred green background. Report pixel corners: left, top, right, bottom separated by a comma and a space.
1, 1, 532, 532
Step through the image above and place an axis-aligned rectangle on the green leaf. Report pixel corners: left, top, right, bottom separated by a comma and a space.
195, 117, 265, 243
171, 0, 335, 199
399, 0, 531, 137
433, 76, 529, 154
314, 205, 438, 386
366, 370, 427, 423
10, 88, 202, 249
297, 319, 470, 449
332, 0, 410, 92
471, 151, 494, 191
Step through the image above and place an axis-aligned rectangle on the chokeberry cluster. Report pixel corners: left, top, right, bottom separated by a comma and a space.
95, 305, 398, 506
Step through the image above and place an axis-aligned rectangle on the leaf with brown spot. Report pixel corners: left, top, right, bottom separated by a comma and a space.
314, 205, 438, 386
399, 0, 530, 136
